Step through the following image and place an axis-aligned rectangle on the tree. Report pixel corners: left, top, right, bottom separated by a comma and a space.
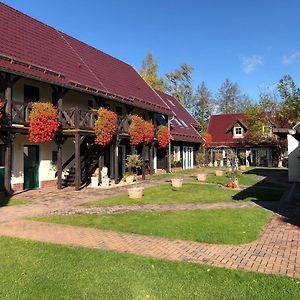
277, 74, 300, 125
236, 94, 253, 112
139, 52, 165, 92
193, 82, 214, 131
216, 79, 241, 114
165, 64, 194, 109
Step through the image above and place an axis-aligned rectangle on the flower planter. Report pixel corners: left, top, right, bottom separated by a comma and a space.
128, 187, 144, 199
125, 174, 135, 184
171, 178, 183, 188
215, 170, 224, 177
240, 165, 246, 171
197, 173, 207, 182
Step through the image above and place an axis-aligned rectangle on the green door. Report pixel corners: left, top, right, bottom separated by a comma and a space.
24, 146, 39, 190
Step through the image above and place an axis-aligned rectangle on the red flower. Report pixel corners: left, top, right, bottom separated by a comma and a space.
129, 115, 154, 145
29, 102, 59, 143
156, 125, 171, 148
94, 108, 117, 147
0, 99, 4, 122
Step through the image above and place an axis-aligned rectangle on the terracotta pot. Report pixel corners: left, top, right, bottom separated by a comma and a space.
240, 165, 246, 171
215, 170, 224, 177
128, 187, 144, 199
125, 175, 135, 184
197, 173, 207, 182
171, 178, 183, 188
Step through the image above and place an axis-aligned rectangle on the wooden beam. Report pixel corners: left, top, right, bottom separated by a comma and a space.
142, 143, 146, 180
75, 133, 81, 190
98, 151, 104, 184
149, 143, 154, 175
114, 142, 119, 184
4, 134, 13, 195
57, 142, 63, 189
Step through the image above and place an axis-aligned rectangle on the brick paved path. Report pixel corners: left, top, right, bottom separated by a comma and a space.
0, 211, 299, 278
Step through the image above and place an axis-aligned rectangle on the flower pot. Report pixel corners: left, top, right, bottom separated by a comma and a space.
171, 178, 183, 188
215, 170, 224, 177
240, 165, 246, 171
128, 187, 144, 199
125, 175, 135, 184
197, 173, 207, 182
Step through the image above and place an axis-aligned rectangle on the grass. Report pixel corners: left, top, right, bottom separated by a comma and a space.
0, 197, 29, 207
206, 173, 260, 186
35, 208, 272, 244
149, 168, 200, 180
0, 237, 299, 299
81, 183, 284, 207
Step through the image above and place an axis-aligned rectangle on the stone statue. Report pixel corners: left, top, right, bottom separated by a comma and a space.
101, 167, 110, 187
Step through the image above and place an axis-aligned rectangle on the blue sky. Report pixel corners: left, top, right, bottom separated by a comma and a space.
3, 0, 300, 99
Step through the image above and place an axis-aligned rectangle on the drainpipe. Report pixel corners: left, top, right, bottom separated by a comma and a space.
168, 115, 175, 173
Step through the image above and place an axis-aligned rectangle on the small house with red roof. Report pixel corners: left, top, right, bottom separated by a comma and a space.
207, 113, 276, 167
0, 3, 200, 194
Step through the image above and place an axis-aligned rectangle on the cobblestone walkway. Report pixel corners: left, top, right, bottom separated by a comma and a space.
0, 212, 299, 278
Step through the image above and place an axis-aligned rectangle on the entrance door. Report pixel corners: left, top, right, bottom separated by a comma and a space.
183, 146, 188, 169
183, 146, 194, 169
24, 145, 39, 190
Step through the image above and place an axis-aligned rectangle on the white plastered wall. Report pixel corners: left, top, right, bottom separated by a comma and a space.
288, 134, 300, 182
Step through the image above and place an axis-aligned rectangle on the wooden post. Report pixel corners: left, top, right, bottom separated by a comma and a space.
149, 143, 154, 175
98, 152, 104, 184
75, 133, 81, 190
142, 143, 146, 180
166, 146, 171, 173
56, 141, 63, 189
114, 141, 119, 184
4, 83, 12, 195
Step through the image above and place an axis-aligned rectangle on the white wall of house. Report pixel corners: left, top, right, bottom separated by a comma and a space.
288, 134, 300, 182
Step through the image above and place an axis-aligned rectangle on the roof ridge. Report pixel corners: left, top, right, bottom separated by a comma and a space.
56, 29, 109, 93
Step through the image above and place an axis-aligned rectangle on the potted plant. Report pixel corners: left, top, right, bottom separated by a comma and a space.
238, 152, 247, 170
197, 173, 207, 182
215, 170, 224, 177
91, 168, 99, 187
226, 168, 241, 188
126, 152, 144, 198
124, 172, 135, 184
156, 125, 171, 148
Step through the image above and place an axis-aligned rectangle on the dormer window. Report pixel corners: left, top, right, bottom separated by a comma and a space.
234, 126, 243, 138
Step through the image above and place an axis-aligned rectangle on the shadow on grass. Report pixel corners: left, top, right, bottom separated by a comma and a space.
0, 195, 12, 207
234, 168, 300, 228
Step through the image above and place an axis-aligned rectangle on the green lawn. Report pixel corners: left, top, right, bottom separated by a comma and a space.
0, 237, 299, 299
35, 208, 272, 244
206, 173, 260, 186
0, 197, 29, 207
149, 168, 200, 180
82, 183, 283, 207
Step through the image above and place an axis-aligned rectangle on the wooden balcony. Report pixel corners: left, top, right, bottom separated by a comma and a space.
3, 102, 131, 135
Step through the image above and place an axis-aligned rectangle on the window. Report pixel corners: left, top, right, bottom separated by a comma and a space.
233, 126, 243, 138
24, 85, 39, 103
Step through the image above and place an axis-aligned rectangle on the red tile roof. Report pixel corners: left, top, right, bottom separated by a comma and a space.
0, 3, 172, 115
156, 91, 202, 143
207, 113, 249, 147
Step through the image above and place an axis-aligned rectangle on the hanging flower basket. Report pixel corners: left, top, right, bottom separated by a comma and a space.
157, 125, 171, 148
94, 108, 117, 147
143, 120, 155, 144
29, 102, 59, 143
0, 99, 4, 123
129, 115, 154, 145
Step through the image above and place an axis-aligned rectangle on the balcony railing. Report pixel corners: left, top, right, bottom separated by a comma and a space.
4, 102, 132, 133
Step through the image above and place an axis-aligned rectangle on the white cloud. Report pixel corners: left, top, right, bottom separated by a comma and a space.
282, 52, 300, 65
241, 55, 263, 74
